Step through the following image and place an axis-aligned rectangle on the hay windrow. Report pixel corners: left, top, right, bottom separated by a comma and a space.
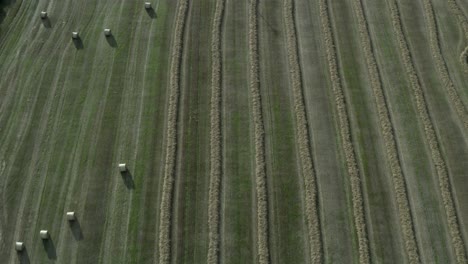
386, 0, 467, 262
282, 0, 322, 263
157, 0, 189, 263
350, 0, 420, 263
317, 0, 370, 262
248, 0, 270, 262
460, 46, 468, 73
207, 0, 226, 263
422, 1, 468, 138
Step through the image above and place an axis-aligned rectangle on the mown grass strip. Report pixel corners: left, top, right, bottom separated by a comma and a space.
316, 0, 370, 262
386, 0, 467, 262
421, 0, 468, 133
282, 0, 322, 263
350, 0, 421, 263
207, 0, 226, 263
248, 0, 270, 262
157, 0, 189, 263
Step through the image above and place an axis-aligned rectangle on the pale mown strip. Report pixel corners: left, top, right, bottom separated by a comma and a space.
350, 0, 421, 263
421, 0, 468, 131
282, 0, 322, 263
207, 0, 226, 262
248, 0, 270, 263
317, 0, 370, 263
158, 0, 189, 263
386, 0, 468, 262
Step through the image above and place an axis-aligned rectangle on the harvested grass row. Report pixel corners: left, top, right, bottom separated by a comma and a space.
350, 0, 420, 263
386, 0, 468, 262
446, 0, 468, 39
316, 0, 370, 262
446, 0, 468, 71
422, 0, 468, 134
282, 0, 322, 263
207, 0, 226, 263
248, 0, 269, 263
157, 0, 189, 263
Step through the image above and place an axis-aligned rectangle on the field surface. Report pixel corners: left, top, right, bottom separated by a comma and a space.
0, 0, 467, 263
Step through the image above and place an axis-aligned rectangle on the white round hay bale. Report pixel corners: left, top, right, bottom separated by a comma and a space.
119, 163, 127, 172
15, 242, 24, 251
66, 212, 76, 221
39, 230, 49, 239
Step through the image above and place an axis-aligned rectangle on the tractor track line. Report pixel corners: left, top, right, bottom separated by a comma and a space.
207, 0, 226, 263
157, 0, 189, 262
248, 0, 270, 262
351, 0, 422, 262
386, 0, 468, 262
316, 0, 371, 263
282, 0, 322, 263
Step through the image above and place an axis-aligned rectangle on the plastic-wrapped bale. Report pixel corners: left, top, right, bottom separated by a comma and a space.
40, 11, 48, 19
145, 2, 152, 9
104, 29, 111, 36
119, 163, 127, 172
15, 242, 24, 251
72, 32, 79, 39
66, 212, 76, 221
40, 230, 49, 240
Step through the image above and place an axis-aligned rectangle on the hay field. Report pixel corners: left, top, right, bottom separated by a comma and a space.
0, 0, 467, 263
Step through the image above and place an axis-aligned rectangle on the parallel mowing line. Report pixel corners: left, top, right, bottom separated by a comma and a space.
317, 0, 370, 263
157, 0, 189, 263
386, 0, 468, 263
282, 0, 321, 263
422, 0, 468, 131
351, 0, 421, 263
207, 0, 226, 262
248, 0, 269, 263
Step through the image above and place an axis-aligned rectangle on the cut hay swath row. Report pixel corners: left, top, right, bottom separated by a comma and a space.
386, 0, 468, 263
157, 0, 189, 263
316, 0, 370, 262
207, 0, 226, 262
248, 0, 269, 263
421, 0, 468, 131
282, 0, 321, 263
350, 0, 420, 263
446, 0, 468, 70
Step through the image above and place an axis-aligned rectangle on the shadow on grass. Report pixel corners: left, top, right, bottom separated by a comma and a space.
69, 218, 84, 241
145, 7, 157, 19
105, 35, 117, 48
121, 170, 135, 189
73, 37, 83, 49
41, 17, 51, 28
0, 0, 14, 25
42, 238, 57, 260
17, 248, 30, 264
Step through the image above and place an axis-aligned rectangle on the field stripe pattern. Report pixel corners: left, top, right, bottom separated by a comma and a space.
157, 0, 189, 263
282, 0, 322, 263
316, 0, 371, 262
421, 0, 468, 131
207, 0, 226, 262
386, 0, 468, 262
248, 0, 270, 262
349, 0, 422, 262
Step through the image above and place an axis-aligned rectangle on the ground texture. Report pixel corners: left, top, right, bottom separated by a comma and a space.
0, 0, 467, 263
